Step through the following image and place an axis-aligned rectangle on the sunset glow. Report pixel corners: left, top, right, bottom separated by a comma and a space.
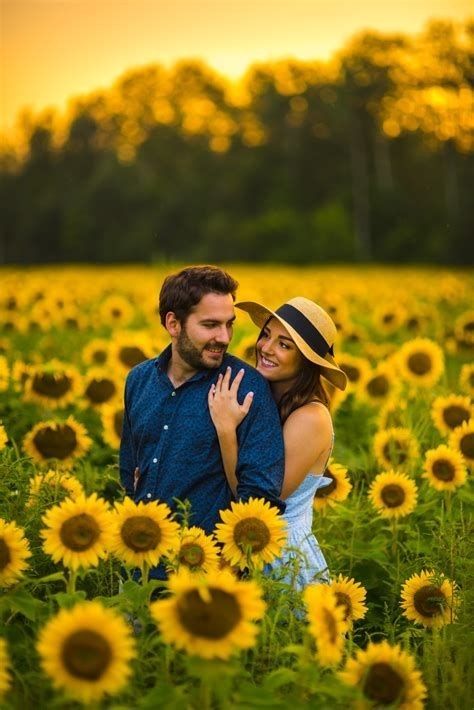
2, 0, 472, 135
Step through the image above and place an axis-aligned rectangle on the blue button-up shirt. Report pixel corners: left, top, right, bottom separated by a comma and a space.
119, 345, 285, 536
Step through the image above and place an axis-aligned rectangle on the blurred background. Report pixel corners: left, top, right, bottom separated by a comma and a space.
1, 0, 473, 265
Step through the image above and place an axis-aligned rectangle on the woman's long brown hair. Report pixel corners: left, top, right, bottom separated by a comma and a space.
256, 324, 329, 424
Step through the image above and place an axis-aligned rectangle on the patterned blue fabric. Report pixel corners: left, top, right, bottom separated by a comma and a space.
265, 474, 332, 590
119, 345, 285, 540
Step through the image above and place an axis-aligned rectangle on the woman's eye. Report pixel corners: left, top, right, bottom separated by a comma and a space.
280, 341, 289, 349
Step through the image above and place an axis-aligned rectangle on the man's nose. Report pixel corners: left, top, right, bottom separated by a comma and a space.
216, 325, 231, 344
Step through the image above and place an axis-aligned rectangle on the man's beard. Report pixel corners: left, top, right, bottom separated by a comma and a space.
176, 327, 226, 370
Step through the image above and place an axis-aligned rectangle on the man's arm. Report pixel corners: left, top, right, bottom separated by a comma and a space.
119, 377, 136, 498
235, 375, 285, 513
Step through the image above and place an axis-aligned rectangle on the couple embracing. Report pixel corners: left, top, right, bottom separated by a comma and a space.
119, 265, 347, 589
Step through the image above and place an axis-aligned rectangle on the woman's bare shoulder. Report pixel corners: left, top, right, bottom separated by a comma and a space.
285, 400, 333, 432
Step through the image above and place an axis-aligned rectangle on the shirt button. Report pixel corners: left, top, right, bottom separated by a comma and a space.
146, 493, 152, 499
171, 391, 176, 397
152, 457, 157, 463
163, 424, 169, 430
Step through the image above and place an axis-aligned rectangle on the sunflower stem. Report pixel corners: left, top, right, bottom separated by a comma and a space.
140, 561, 149, 586
66, 568, 77, 594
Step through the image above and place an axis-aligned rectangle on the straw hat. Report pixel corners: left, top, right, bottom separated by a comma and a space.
236, 297, 347, 391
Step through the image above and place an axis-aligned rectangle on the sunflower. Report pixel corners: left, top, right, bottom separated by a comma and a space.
37, 601, 136, 703
111, 497, 180, 568
214, 497, 287, 570
358, 363, 398, 406
337, 353, 371, 391
0, 518, 31, 587
150, 567, 265, 659
373, 303, 407, 335
82, 368, 121, 408
11, 360, 32, 392
454, 310, 474, 348
339, 640, 427, 709
324, 379, 349, 414
23, 416, 92, 468
329, 574, 368, 627
431, 394, 473, 436
303, 583, 348, 666
368, 471, 418, 519
0, 356, 9, 391
41, 493, 113, 571
313, 459, 353, 511
449, 419, 474, 466
233, 334, 257, 364
99, 294, 135, 328
24, 360, 82, 409
82, 339, 111, 367
109, 331, 154, 373
101, 403, 124, 449
27, 469, 84, 506
0, 638, 10, 698
395, 338, 444, 388
377, 399, 408, 430
373, 427, 419, 470
173, 526, 221, 573
423, 444, 467, 492
0, 424, 8, 450
459, 363, 474, 396
401, 570, 457, 628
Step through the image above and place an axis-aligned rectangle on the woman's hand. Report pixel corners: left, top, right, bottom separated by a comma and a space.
208, 367, 254, 433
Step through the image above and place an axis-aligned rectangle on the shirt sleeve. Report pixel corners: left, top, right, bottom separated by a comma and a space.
235, 375, 286, 513
119, 375, 136, 498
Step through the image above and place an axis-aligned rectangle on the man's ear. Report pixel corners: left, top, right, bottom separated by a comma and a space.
165, 311, 181, 337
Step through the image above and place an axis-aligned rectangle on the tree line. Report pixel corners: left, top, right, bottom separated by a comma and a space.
1, 19, 473, 265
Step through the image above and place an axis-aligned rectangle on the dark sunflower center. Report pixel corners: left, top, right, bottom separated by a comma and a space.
407, 352, 432, 376
176, 588, 241, 639
335, 591, 352, 620
407, 317, 420, 330
367, 375, 389, 398
380, 484, 405, 508
85, 378, 116, 404
119, 346, 147, 369
363, 662, 404, 705
121, 515, 161, 551
315, 472, 337, 497
65, 317, 79, 329
0, 538, 12, 570
322, 607, 338, 643
413, 584, 445, 617
383, 313, 395, 324
60, 514, 100, 551
341, 364, 360, 382
464, 321, 474, 333
32, 373, 72, 398
33, 425, 77, 459
382, 441, 408, 465
111, 308, 122, 318
460, 432, 474, 459
233, 517, 271, 552
114, 410, 124, 438
92, 350, 107, 364
62, 630, 112, 681
432, 459, 455, 481
179, 542, 205, 567
443, 405, 470, 429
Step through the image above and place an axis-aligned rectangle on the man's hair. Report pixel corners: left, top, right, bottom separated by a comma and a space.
158, 265, 238, 325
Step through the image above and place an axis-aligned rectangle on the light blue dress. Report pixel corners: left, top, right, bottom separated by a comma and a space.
265, 473, 332, 590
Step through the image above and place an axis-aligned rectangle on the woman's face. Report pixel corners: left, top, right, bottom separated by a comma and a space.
256, 317, 303, 383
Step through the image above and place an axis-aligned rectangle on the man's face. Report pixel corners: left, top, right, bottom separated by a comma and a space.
175, 293, 235, 370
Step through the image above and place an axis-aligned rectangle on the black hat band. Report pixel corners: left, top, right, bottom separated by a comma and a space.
275, 303, 334, 358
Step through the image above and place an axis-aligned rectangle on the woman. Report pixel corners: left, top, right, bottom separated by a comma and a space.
208, 296, 347, 589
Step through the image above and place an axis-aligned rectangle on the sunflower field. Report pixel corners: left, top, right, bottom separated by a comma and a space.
0, 264, 473, 709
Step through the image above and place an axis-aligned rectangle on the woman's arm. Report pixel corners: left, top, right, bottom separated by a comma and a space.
280, 403, 333, 499
208, 367, 254, 496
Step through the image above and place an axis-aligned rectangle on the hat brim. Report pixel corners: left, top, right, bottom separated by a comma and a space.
236, 300, 347, 391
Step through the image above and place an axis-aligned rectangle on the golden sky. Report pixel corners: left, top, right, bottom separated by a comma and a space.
1, 0, 472, 134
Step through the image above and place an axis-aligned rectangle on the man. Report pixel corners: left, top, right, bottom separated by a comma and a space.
119, 265, 285, 545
